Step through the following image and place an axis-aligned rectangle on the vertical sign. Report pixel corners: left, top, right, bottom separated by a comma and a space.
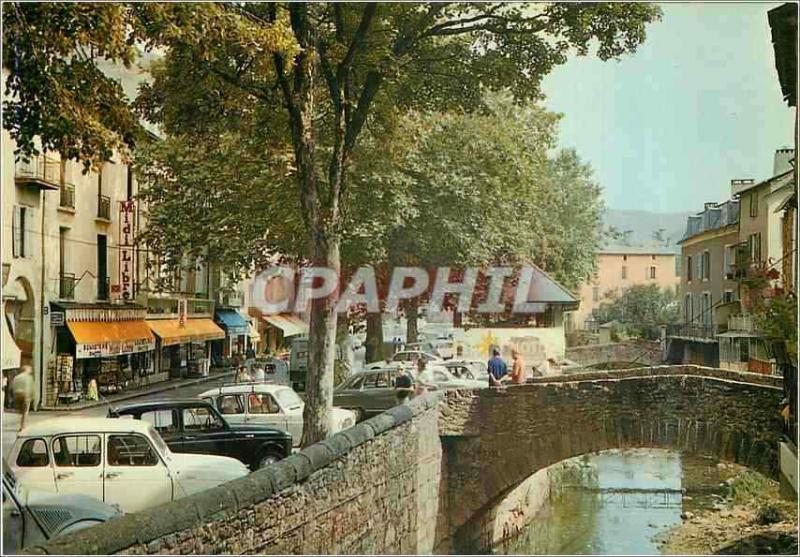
178, 298, 188, 327
118, 200, 136, 301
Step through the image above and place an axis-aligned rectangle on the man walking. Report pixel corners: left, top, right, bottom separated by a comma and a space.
12, 365, 35, 431
487, 348, 508, 387
510, 349, 526, 384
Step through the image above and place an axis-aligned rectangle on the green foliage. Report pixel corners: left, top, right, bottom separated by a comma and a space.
755, 501, 784, 525
728, 469, 779, 507
594, 284, 679, 340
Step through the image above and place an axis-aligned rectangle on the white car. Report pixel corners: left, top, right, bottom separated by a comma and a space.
365, 350, 443, 370
199, 383, 356, 447
8, 418, 249, 514
417, 364, 487, 390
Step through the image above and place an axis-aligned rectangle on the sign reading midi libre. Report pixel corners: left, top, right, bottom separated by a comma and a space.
118, 200, 136, 301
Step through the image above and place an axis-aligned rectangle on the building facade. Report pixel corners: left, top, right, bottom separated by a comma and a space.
570, 247, 678, 332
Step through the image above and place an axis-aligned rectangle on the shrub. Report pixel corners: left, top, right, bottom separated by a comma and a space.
755, 501, 783, 525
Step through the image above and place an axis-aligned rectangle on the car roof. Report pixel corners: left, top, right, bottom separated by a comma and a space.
199, 383, 295, 396
19, 417, 153, 438
112, 399, 214, 413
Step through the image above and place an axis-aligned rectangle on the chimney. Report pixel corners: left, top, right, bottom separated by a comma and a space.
704, 202, 716, 211
773, 148, 795, 176
730, 178, 755, 197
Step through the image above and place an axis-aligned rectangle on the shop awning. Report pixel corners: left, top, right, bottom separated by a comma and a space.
146, 318, 225, 346
67, 320, 156, 360
2, 315, 21, 370
261, 314, 308, 337
215, 308, 249, 336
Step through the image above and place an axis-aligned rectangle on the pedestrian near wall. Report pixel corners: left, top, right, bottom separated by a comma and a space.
395, 365, 414, 405
510, 349, 526, 384
12, 365, 35, 431
487, 348, 508, 387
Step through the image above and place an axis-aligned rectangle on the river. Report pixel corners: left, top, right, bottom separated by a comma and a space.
491, 449, 730, 555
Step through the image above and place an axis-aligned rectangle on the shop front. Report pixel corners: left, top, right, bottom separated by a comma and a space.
146, 318, 225, 379
256, 313, 309, 355
50, 303, 156, 405
213, 307, 249, 362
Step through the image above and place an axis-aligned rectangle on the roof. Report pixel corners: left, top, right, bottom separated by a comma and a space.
600, 246, 677, 256
768, 3, 797, 107
732, 169, 794, 197
679, 199, 740, 243
525, 263, 578, 305
111, 398, 213, 413
198, 383, 295, 396
18, 417, 153, 438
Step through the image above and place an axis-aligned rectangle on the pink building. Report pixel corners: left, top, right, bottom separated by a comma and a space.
569, 247, 679, 331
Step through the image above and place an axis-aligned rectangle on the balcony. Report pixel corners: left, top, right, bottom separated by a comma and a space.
59, 273, 76, 300
97, 195, 111, 221
59, 183, 76, 211
97, 276, 110, 301
15, 155, 61, 190
728, 314, 756, 332
666, 323, 726, 341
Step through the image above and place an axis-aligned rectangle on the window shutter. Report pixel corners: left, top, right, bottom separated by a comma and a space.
24, 207, 36, 258
12, 206, 21, 257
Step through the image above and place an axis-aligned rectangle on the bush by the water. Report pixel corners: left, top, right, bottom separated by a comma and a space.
755, 502, 783, 525
728, 470, 779, 506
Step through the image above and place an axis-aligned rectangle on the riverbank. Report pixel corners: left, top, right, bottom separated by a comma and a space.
657, 465, 799, 555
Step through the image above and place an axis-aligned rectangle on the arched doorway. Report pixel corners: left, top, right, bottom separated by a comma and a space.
4, 276, 36, 367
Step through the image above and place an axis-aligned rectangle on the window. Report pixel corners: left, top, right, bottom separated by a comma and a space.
749, 233, 762, 263
739, 339, 750, 363
749, 192, 758, 218
140, 410, 179, 435
183, 407, 225, 430
52, 435, 101, 467
107, 435, 159, 466
247, 393, 280, 414
364, 371, 390, 389
97, 234, 108, 300
344, 376, 364, 390
216, 394, 244, 415
702, 293, 711, 326
623, 255, 628, 261
684, 294, 692, 323
12, 206, 34, 258
723, 291, 734, 304
649, 266, 656, 279
592, 287, 600, 302
621, 266, 627, 280
274, 388, 303, 410
701, 251, 710, 281
687, 256, 693, 281
16, 439, 49, 467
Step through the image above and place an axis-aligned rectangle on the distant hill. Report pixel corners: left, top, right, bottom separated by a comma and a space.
603, 209, 693, 253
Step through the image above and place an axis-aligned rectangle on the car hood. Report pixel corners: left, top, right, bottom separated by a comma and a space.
168, 453, 250, 477
23, 488, 120, 535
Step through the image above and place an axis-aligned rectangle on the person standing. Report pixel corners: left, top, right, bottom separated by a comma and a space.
487, 348, 508, 387
12, 365, 35, 431
394, 366, 414, 405
509, 349, 526, 384
245, 346, 256, 374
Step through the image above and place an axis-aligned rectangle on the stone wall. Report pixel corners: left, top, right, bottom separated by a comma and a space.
27, 394, 444, 556
565, 339, 663, 367
438, 365, 783, 543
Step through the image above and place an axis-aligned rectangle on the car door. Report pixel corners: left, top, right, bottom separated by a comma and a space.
103, 433, 172, 513
272, 388, 305, 446
12, 438, 56, 492
51, 434, 104, 502
362, 371, 395, 412
245, 392, 288, 431
180, 406, 229, 458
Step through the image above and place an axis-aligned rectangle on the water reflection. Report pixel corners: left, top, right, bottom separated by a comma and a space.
494, 449, 726, 555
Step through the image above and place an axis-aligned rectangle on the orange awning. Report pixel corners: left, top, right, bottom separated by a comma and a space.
146, 318, 225, 346
67, 320, 155, 359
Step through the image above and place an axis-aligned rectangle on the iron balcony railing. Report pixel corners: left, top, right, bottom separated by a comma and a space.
97, 276, 110, 301
15, 155, 61, 190
59, 183, 76, 209
59, 273, 76, 300
728, 315, 755, 332
97, 195, 111, 220
666, 323, 726, 339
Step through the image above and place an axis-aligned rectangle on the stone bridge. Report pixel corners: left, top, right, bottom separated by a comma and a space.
30, 366, 782, 556
565, 339, 663, 368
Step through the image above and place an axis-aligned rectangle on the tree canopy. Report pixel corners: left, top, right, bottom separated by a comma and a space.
594, 283, 680, 340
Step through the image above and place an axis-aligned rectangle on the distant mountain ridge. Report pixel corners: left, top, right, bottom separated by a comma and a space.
603, 209, 694, 252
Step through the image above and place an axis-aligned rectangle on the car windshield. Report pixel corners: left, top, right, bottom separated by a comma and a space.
274, 388, 303, 410
147, 426, 170, 456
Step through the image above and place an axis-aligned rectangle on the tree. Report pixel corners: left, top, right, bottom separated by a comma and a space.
4, 2, 662, 446
594, 284, 679, 340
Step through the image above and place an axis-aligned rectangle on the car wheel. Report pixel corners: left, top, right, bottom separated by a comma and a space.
256, 452, 282, 470
352, 408, 365, 422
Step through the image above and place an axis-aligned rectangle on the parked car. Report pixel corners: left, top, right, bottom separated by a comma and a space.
365, 350, 443, 370
2, 460, 120, 553
7, 418, 249, 514
108, 399, 292, 470
442, 359, 485, 381
418, 364, 486, 390
198, 383, 356, 447
333, 367, 410, 420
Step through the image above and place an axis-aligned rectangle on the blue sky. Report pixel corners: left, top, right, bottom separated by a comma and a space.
541, 2, 795, 213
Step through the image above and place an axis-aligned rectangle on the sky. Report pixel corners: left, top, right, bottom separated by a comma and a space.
541, 2, 795, 214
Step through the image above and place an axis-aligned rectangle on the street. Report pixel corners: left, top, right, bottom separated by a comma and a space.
1, 374, 233, 460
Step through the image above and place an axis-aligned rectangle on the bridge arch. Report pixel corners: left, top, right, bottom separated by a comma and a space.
437, 366, 783, 552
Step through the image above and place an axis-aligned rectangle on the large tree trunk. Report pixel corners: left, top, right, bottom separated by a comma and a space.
406, 299, 419, 344
301, 233, 340, 447
365, 312, 384, 364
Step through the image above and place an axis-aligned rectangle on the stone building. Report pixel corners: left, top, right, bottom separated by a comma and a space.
569, 246, 678, 332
